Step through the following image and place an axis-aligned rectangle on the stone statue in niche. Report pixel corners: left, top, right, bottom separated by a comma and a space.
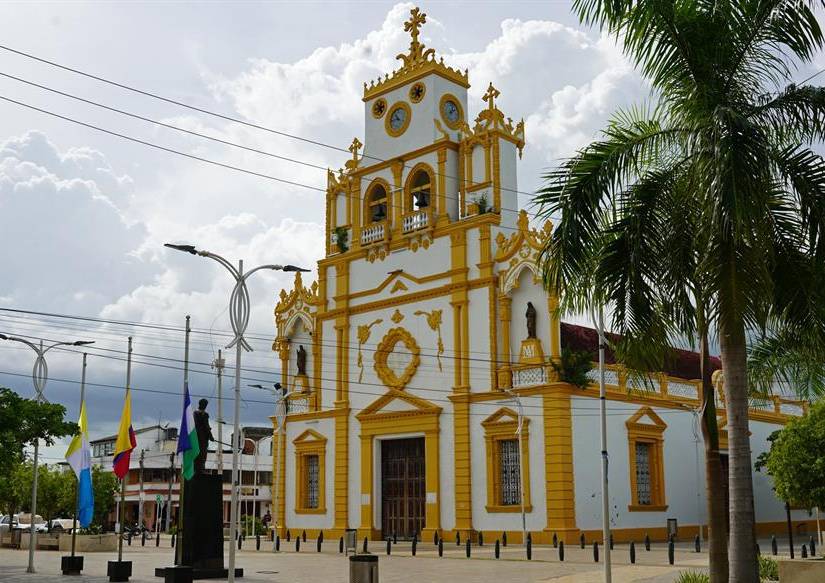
296, 345, 307, 376
193, 398, 214, 475
525, 301, 537, 339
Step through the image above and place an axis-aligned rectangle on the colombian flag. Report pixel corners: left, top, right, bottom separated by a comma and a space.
112, 388, 137, 479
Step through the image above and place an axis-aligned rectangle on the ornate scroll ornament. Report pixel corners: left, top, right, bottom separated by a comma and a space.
374, 327, 421, 389
356, 318, 383, 383
274, 271, 320, 350
414, 308, 444, 372
458, 83, 526, 158
363, 7, 469, 100
391, 309, 405, 324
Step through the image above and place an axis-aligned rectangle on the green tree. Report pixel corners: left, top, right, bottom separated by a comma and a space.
756, 400, 825, 510
37, 465, 75, 528
537, 2, 825, 581
91, 465, 119, 529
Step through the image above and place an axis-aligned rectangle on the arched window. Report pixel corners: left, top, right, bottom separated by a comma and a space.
409, 170, 431, 211
367, 184, 388, 223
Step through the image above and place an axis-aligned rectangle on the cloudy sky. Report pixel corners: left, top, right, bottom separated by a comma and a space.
2, 1, 817, 460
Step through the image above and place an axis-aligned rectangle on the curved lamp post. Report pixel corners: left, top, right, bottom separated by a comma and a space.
164, 243, 307, 582
0, 334, 93, 573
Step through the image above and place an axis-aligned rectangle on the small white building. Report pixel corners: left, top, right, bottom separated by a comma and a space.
270, 6, 815, 545
91, 424, 273, 530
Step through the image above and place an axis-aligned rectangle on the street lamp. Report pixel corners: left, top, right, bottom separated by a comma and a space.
249, 382, 287, 550
0, 334, 94, 573
164, 242, 307, 582
503, 388, 527, 548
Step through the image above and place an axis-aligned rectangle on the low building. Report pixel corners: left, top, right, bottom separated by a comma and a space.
90, 424, 274, 531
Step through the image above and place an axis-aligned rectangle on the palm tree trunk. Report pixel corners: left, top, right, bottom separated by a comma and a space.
699, 314, 729, 583
719, 314, 759, 583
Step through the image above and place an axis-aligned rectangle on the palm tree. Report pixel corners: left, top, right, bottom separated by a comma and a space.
537, 2, 825, 581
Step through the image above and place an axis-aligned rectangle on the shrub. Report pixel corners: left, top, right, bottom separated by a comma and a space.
758, 555, 778, 581
551, 348, 594, 389
674, 572, 709, 583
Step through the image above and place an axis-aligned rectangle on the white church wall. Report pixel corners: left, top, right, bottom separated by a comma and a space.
497, 140, 519, 230
466, 286, 493, 392
335, 193, 348, 227
284, 418, 335, 530
442, 148, 460, 221
438, 407, 456, 531
469, 396, 547, 532
465, 227, 481, 281
471, 145, 487, 185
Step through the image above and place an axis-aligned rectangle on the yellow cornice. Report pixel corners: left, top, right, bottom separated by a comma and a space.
350, 141, 459, 179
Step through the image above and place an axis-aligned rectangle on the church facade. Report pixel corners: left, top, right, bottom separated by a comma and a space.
271, 8, 812, 544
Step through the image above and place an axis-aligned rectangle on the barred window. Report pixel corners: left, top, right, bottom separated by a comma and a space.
635, 443, 652, 505
498, 439, 521, 506
305, 454, 320, 509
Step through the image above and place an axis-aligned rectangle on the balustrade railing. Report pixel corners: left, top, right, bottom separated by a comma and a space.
361, 221, 387, 245
402, 209, 431, 233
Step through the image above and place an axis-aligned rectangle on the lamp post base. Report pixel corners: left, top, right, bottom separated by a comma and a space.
61, 555, 84, 575
107, 560, 132, 582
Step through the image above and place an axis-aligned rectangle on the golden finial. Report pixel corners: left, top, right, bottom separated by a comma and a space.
346, 137, 363, 170
404, 7, 427, 48
483, 82, 500, 111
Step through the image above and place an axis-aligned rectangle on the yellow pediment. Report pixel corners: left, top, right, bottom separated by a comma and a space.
356, 388, 442, 421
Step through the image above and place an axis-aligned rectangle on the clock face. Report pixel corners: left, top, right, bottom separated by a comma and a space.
389, 106, 407, 131
443, 100, 460, 123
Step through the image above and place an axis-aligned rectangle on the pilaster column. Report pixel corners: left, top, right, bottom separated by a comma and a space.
498, 295, 512, 389
543, 390, 578, 543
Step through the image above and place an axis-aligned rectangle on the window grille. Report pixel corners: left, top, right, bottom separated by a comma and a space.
305, 454, 320, 509
498, 439, 521, 505
635, 443, 652, 505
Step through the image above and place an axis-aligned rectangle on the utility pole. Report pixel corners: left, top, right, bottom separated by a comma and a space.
165, 453, 175, 532
213, 350, 225, 474
138, 450, 145, 530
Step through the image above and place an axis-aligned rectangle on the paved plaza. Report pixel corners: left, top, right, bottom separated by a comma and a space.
0, 537, 714, 583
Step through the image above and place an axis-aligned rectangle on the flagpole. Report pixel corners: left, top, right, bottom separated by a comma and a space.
70, 353, 88, 557
117, 336, 132, 562
175, 316, 191, 566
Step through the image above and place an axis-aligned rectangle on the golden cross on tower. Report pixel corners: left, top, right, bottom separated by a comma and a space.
404, 7, 427, 48
346, 137, 363, 170
483, 82, 500, 111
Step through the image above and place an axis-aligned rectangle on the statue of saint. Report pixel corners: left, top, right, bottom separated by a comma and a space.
526, 302, 537, 339
296, 345, 307, 376
193, 398, 214, 475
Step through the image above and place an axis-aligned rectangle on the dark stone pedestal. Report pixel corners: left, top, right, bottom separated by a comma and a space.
107, 560, 132, 582
61, 555, 84, 575
155, 474, 242, 580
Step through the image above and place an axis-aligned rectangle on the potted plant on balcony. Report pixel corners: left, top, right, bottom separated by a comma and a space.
550, 348, 593, 389
333, 226, 349, 253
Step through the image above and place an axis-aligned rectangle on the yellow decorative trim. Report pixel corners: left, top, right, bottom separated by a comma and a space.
362, 7, 468, 101
494, 210, 552, 263
390, 280, 408, 294
439, 93, 465, 131
409, 81, 426, 103
385, 101, 412, 138
293, 429, 327, 514
543, 392, 577, 536
626, 407, 668, 512
373, 326, 421, 389
482, 407, 532, 513
371, 98, 387, 119
346, 138, 362, 171
390, 309, 405, 323
356, 318, 383, 383
434, 119, 450, 142
413, 309, 444, 372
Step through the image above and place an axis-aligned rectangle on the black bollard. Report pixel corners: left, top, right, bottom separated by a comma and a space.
553, 532, 558, 548
438, 537, 443, 557
317, 537, 322, 553
433, 531, 438, 546
478, 531, 483, 547
526, 537, 532, 561
694, 535, 700, 553
127, 532, 132, 546
156, 530, 160, 547
756, 543, 760, 556
412, 535, 417, 556
609, 533, 614, 550
363, 537, 368, 553
644, 534, 650, 551
386, 538, 391, 555
502, 531, 507, 547
580, 532, 585, 549
771, 535, 778, 555
810, 536, 816, 557
141, 530, 145, 546
527, 532, 532, 545
802, 544, 808, 559
256, 534, 261, 551
276, 536, 280, 552
286, 530, 291, 542
302, 530, 306, 543
393, 531, 397, 545
593, 541, 599, 563
338, 537, 343, 554
456, 531, 461, 546
238, 534, 243, 550
466, 538, 471, 558
171, 533, 175, 548
559, 540, 565, 562
319, 531, 324, 544
668, 540, 674, 565
495, 539, 500, 559
630, 541, 636, 564
296, 537, 300, 552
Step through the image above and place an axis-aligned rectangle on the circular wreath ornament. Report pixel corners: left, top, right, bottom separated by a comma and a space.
374, 327, 420, 389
